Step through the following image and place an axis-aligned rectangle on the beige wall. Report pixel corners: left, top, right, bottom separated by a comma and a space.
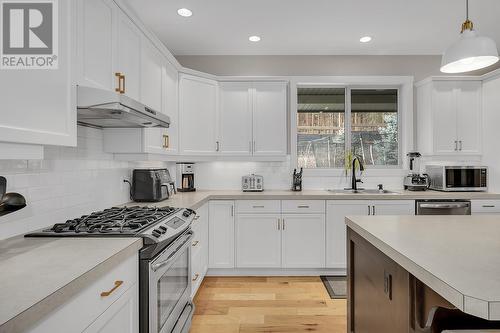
176, 55, 500, 81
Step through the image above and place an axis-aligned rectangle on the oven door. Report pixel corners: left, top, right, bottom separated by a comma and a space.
149, 230, 193, 333
445, 167, 487, 191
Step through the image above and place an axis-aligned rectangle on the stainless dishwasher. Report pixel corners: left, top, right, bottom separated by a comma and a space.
416, 200, 471, 215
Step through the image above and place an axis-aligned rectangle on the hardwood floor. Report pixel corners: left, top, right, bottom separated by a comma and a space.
190, 276, 347, 333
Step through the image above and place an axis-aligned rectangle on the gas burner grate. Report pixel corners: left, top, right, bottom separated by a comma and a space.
50, 206, 177, 234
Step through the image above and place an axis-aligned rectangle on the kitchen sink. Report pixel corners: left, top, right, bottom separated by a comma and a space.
327, 189, 400, 194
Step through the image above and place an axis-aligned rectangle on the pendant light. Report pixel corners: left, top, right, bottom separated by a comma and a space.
440, 0, 499, 73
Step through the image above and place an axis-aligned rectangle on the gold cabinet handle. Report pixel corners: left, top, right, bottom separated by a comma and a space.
115, 73, 125, 94
115, 73, 122, 93
192, 273, 200, 282
192, 240, 199, 247
100, 280, 123, 297
162, 134, 169, 148
121, 74, 125, 94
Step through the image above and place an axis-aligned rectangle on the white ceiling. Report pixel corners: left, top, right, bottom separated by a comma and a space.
125, 0, 500, 56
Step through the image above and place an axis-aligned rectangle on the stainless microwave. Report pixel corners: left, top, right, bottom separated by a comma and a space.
425, 165, 488, 192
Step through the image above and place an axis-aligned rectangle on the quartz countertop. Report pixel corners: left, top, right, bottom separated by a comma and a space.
125, 189, 500, 210
0, 236, 142, 332
345, 215, 500, 321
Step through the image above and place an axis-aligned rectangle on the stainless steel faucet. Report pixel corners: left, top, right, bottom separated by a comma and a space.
351, 156, 364, 191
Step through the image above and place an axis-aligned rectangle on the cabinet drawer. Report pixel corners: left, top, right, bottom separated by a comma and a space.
236, 200, 281, 213
471, 200, 500, 213
191, 245, 207, 298
27, 253, 138, 333
282, 200, 325, 213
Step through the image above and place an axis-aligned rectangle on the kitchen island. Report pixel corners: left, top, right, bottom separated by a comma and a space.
346, 215, 500, 332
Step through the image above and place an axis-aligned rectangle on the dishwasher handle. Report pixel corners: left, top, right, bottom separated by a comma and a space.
418, 203, 470, 209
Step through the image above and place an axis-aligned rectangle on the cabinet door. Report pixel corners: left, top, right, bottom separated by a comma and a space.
456, 81, 482, 154
179, 75, 218, 155
326, 201, 370, 268
161, 62, 180, 153
432, 81, 458, 154
348, 230, 410, 333
371, 200, 415, 215
218, 82, 253, 156
252, 82, 288, 156
83, 284, 138, 333
77, 0, 116, 91
191, 203, 209, 298
236, 214, 281, 268
281, 214, 326, 268
209, 201, 235, 268
0, 0, 76, 147
140, 39, 163, 112
116, 11, 141, 101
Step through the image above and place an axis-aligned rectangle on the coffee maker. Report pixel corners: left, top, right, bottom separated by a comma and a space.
403, 152, 429, 191
176, 163, 196, 192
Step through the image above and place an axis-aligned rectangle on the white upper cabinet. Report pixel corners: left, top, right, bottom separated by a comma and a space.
456, 81, 482, 154
253, 82, 288, 156
179, 75, 218, 155
140, 39, 163, 112
417, 78, 482, 156
0, 0, 76, 148
217, 81, 288, 158
115, 10, 141, 101
77, 0, 116, 91
218, 82, 253, 156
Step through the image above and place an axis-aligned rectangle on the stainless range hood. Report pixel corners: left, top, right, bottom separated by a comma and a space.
77, 86, 170, 128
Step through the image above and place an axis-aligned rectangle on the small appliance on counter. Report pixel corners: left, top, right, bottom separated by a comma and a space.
177, 163, 196, 192
242, 174, 264, 192
426, 165, 488, 192
403, 152, 430, 191
0, 176, 27, 216
292, 168, 303, 191
128, 168, 175, 202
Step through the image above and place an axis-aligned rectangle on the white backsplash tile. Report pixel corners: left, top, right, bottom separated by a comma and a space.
1, 125, 412, 240
0, 126, 170, 240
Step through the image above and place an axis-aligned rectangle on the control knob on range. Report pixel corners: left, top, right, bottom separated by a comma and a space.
183, 209, 194, 218
159, 226, 167, 232
151, 230, 161, 238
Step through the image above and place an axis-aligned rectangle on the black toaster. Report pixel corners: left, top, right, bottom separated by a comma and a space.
132, 169, 174, 202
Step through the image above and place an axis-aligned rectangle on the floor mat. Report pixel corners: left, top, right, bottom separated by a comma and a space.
320, 275, 347, 299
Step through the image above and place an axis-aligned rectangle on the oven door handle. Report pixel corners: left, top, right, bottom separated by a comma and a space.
419, 203, 469, 209
152, 231, 193, 272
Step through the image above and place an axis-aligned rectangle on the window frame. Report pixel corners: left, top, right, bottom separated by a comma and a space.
290, 76, 413, 177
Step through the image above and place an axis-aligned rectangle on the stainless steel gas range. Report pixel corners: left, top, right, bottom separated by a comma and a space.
25, 206, 196, 333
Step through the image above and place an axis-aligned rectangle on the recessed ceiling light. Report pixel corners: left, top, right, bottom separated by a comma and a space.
360, 36, 372, 43
249, 36, 261, 42
177, 8, 192, 17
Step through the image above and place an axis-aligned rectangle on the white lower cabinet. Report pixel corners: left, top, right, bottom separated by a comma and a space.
326, 200, 414, 268
281, 214, 326, 268
236, 214, 281, 268
208, 201, 235, 268
326, 201, 371, 269
27, 253, 139, 333
83, 284, 138, 333
371, 200, 415, 215
471, 200, 500, 215
191, 203, 209, 298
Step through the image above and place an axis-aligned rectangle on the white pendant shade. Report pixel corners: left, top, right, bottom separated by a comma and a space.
441, 30, 499, 73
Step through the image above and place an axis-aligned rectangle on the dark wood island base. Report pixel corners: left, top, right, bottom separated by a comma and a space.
347, 227, 500, 333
